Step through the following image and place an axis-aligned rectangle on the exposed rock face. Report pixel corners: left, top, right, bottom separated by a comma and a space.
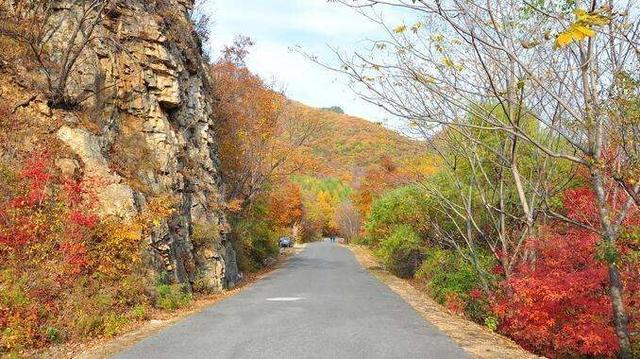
57, 126, 137, 218
42, 0, 237, 291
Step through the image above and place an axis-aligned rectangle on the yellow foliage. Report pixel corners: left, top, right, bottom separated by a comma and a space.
94, 219, 144, 277
442, 57, 455, 68
141, 195, 176, 229
393, 24, 407, 34
400, 154, 441, 178
574, 8, 610, 26
94, 195, 176, 278
414, 71, 435, 84
411, 22, 423, 34
442, 57, 463, 71
226, 198, 244, 213
555, 8, 610, 48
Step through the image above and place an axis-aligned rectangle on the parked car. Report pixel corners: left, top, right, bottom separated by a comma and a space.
278, 237, 293, 248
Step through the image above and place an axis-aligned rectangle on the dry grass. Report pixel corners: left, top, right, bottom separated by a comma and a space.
347, 245, 543, 359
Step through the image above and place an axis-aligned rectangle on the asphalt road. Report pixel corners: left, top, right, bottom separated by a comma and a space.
116, 241, 468, 359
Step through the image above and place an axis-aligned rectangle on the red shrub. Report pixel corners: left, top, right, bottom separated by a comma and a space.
0, 153, 99, 350
445, 292, 466, 315
494, 188, 639, 358
1, 151, 160, 352
469, 288, 482, 300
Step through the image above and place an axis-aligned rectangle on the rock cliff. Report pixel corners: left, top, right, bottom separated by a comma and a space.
3, 0, 238, 291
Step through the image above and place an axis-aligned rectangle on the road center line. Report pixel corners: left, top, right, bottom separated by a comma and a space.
265, 297, 304, 302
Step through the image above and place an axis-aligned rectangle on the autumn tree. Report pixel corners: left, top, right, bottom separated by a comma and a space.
212, 36, 323, 209
266, 181, 304, 228
294, 176, 353, 236
417, 116, 576, 293
353, 156, 406, 217
335, 200, 361, 242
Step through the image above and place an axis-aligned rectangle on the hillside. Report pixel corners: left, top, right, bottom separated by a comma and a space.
290, 102, 426, 178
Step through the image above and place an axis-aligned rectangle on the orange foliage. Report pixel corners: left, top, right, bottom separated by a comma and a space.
266, 181, 304, 227
211, 38, 319, 207
288, 103, 426, 179
354, 158, 407, 217
352, 153, 438, 218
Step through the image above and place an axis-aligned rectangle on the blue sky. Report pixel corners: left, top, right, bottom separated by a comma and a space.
200, 0, 408, 129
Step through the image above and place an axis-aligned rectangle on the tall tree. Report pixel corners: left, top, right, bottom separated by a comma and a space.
211, 37, 324, 208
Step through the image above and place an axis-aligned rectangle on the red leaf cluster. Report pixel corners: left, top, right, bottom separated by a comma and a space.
0, 153, 97, 275
494, 188, 640, 358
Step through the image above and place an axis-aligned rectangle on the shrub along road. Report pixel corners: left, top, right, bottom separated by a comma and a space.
115, 241, 467, 358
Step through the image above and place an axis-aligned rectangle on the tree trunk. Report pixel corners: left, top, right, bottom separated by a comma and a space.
465, 201, 491, 294
608, 263, 632, 359
591, 167, 633, 358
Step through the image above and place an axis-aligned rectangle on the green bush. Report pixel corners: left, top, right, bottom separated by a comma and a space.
375, 225, 423, 278
352, 235, 372, 246
45, 327, 61, 344
103, 313, 129, 337
484, 316, 499, 331
128, 304, 149, 321
416, 248, 495, 322
365, 185, 431, 246
75, 313, 105, 338
233, 218, 279, 272
154, 283, 192, 310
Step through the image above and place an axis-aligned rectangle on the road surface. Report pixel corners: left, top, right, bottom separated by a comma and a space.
116, 241, 468, 358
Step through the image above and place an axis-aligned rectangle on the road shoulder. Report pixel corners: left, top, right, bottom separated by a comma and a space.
347, 245, 541, 359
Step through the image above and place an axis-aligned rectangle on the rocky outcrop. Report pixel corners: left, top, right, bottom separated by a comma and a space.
40, 0, 237, 291
57, 126, 137, 218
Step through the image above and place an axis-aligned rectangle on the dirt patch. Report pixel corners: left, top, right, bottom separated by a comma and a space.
34, 245, 305, 359
347, 245, 542, 359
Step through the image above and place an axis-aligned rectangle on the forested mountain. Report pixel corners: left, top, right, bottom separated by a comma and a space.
289, 102, 425, 178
